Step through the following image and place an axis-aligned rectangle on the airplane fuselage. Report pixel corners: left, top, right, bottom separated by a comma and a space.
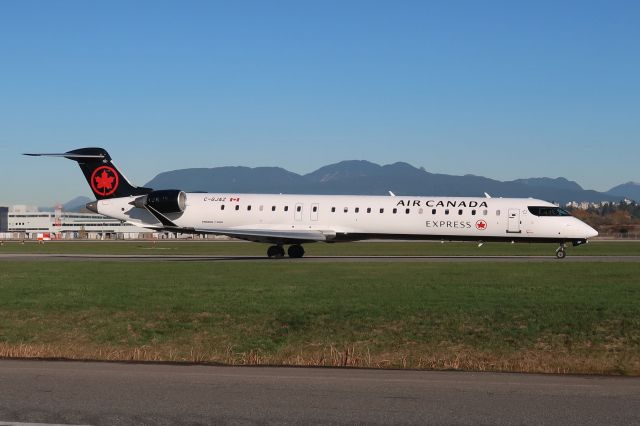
95, 193, 598, 244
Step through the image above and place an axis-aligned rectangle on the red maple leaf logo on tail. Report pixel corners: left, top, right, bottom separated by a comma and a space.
95, 170, 114, 190
90, 166, 119, 196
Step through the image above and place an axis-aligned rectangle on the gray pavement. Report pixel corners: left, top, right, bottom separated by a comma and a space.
0, 360, 639, 425
1, 253, 640, 262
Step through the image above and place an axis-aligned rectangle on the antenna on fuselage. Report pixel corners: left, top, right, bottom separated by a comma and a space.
484, 192, 492, 198
389, 191, 396, 196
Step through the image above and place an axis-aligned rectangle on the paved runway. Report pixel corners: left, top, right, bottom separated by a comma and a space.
0, 360, 639, 425
1, 253, 640, 262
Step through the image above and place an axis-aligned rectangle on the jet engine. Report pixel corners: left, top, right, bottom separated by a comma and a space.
134, 190, 187, 214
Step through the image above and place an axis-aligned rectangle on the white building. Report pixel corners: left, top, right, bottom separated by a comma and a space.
0, 205, 155, 240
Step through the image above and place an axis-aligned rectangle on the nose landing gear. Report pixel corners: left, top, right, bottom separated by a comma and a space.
555, 243, 566, 259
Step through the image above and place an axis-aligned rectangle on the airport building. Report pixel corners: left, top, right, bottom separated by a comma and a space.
0, 205, 155, 240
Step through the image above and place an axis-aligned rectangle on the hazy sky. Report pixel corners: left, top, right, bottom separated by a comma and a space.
1, 0, 638, 206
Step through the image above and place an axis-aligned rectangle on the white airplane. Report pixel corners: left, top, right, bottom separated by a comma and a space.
26, 148, 598, 259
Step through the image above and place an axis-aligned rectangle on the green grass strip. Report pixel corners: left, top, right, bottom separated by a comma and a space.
1, 240, 640, 256
0, 261, 638, 374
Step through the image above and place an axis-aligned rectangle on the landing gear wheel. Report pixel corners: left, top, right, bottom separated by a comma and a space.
267, 245, 285, 259
287, 244, 305, 258
555, 243, 567, 259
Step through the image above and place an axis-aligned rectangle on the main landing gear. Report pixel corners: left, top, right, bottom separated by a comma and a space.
287, 244, 305, 258
267, 244, 305, 259
555, 242, 567, 259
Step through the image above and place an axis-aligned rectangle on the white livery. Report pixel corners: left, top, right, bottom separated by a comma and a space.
26, 148, 598, 258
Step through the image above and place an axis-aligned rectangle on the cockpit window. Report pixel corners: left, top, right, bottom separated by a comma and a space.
528, 206, 572, 217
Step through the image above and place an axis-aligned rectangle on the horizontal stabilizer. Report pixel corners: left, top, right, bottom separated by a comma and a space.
23, 153, 106, 159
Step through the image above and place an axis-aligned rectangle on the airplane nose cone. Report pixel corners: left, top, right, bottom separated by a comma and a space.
584, 223, 598, 239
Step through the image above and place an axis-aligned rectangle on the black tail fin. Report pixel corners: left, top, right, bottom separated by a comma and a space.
25, 147, 152, 199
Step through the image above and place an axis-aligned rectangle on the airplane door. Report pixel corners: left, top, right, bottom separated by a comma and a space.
295, 203, 303, 221
507, 208, 521, 233
311, 203, 319, 221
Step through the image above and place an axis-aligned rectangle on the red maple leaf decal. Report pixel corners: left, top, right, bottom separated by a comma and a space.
476, 220, 487, 230
95, 170, 115, 190
90, 166, 119, 196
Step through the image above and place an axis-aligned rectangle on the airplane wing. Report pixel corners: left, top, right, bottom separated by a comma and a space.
154, 225, 335, 244
194, 227, 332, 243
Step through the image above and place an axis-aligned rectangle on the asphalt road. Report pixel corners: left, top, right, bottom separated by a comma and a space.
0, 360, 639, 425
1, 253, 640, 262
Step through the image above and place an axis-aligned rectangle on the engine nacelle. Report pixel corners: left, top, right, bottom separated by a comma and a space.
134, 190, 186, 214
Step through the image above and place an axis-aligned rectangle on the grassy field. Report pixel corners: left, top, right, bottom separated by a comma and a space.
1, 240, 640, 256
0, 260, 639, 374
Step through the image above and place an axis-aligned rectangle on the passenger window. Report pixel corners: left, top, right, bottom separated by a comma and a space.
313, 206, 317, 212
331, 207, 336, 213
432, 209, 436, 215
483, 209, 488, 216
284, 206, 289, 212
221, 205, 225, 210
259, 205, 264, 211
355, 207, 360, 213
496, 210, 500, 216
418, 208, 423, 214
458, 209, 463, 215
393, 208, 397, 214
247, 205, 252, 211
405, 208, 410, 214
367, 208, 371, 213
471, 209, 476, 215
296, 206, 301, 212
445, 209, 449, 215
272, 206, 276, 212
235, 205, 240, 211
344, 207, 348, 213
380, 208, 384, 213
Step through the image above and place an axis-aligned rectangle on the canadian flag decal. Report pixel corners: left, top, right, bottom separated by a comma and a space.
230, 197, 240, 202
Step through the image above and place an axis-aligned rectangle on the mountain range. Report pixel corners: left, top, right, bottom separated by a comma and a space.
606, 182, 640, 202
145, 160, 637, 204
57, 160, 639, 211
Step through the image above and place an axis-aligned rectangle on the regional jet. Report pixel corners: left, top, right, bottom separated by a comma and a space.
26, 148, 598, 258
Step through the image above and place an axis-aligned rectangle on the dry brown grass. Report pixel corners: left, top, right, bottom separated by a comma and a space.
1, 342, 637, 375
